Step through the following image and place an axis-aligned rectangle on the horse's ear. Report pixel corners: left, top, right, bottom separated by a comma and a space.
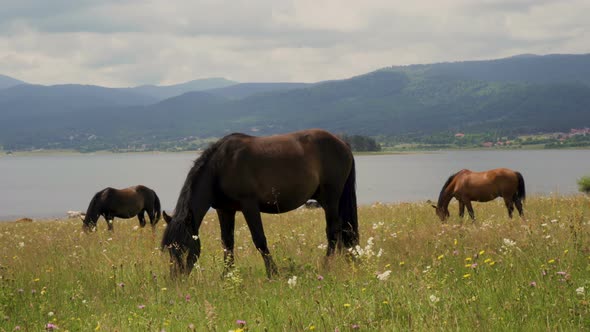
431, 205, 437, 209
163, 211, 172, 224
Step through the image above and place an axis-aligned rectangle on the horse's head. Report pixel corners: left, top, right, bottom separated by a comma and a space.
80, 214, 96, 232
161, 210, 200, 277
431, 205, 450, 222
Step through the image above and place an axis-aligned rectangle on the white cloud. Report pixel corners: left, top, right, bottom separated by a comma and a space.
0, 0, 588, 86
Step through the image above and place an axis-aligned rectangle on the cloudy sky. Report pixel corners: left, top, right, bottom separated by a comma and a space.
0, 0, 589, 87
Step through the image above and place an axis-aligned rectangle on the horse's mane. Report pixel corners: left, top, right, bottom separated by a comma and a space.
172, 133, 247, 223
437, 172, 458, 207
86, 189, 106, 218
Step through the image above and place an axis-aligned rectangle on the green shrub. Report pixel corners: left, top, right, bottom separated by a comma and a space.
578, 175, 590, 194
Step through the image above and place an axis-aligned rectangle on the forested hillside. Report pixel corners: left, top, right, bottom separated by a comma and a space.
1, 54, 589, 151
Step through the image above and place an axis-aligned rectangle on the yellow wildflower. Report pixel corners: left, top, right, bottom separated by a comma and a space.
399, 261, 405, 266
479, 250, 485, 256
548, 259, 555, 264
465, 257, 472, 262
484, 258, 492, 263
344, 303, 351, 307
463, 273, 471, 278
437, 254, 444, 260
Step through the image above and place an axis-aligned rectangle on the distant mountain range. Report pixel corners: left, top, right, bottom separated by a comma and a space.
126, 78, 237, 100
0, 74, 25, 90
1, 53, 589, 151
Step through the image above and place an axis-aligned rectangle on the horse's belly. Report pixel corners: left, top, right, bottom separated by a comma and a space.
259, 199, 305, 214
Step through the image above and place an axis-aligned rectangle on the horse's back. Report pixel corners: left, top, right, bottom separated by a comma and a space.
459, 168, 520, 200
214, 129, 353, 212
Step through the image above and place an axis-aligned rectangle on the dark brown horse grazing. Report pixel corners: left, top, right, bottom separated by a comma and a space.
432, 168, 525, 222
161, 129, 359, 278
82, 185, 161, 231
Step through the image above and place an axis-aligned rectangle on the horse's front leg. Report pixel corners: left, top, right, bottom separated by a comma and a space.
216, 209, 237, 276
241, 200, 278, 278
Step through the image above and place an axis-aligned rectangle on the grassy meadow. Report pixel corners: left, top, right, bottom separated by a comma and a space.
1, 196, 589, 331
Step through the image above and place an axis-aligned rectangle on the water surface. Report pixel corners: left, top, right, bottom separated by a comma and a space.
0, 150, 587, 219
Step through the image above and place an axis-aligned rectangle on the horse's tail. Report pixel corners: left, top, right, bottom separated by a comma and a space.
153, 191, 162, 222
339, 158, 359, 248
515, 171, 526, 202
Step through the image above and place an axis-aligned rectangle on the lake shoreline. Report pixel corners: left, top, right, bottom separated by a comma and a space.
2, 146, 590, 157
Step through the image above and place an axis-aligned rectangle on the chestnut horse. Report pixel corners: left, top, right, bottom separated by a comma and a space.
161, 129, 359, 278
432, 168, 525, 222
82, 185, 161, 231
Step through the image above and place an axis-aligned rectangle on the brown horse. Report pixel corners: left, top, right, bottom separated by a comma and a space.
161, 129, 359, 278
82, 185, 161, 231
432, 168, 525, 222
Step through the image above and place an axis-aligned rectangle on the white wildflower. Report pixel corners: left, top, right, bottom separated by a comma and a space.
317, 243, 328, 250
372, 222, 385, 230
133, 225, 139, 231
376, 270, 392, 281
287, 276, 298, 288
576, 287, 585, 295
18, 242, 24, 248
503, 238, 516, 247
192, 235, 199, 241
429, 295, 440, 303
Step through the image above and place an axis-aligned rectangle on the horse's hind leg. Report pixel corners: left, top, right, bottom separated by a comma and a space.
321, 200, 342, 257
515, 198, 524, 218
217, 209, 237, 276
503, 197, 515, 218
107, 218, 114, 231
241, 201, 278, 278
146, 209, 156, 230
137, 212, 147, 227
465, 201, 476, 221
459, 201, 466, 218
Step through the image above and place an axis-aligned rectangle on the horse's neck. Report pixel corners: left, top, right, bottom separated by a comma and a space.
179, 166, 214, 228
438, 185, 454, 210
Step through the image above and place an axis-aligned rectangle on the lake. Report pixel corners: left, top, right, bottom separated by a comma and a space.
0, 150, 588, 220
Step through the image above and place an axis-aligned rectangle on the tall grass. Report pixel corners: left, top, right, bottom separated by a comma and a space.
1, 196, 589, 331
